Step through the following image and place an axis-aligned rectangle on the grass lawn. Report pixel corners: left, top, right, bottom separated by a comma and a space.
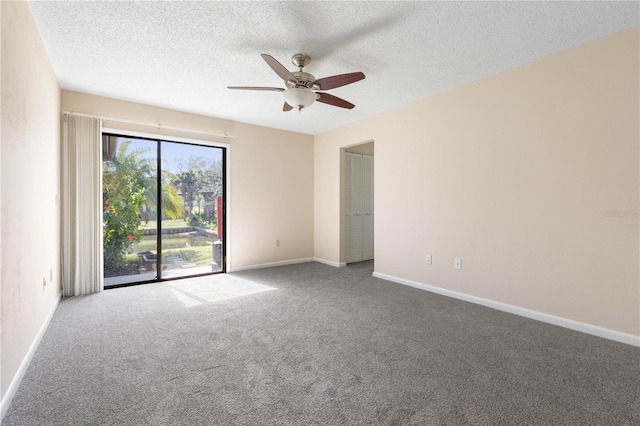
163, 246, 213, 266
134, 235, 215, 252
126, 233, 214, 268
125, 245, 212, 267
125, 222, 219, 268
140, 219, 217, 233
140, 219, 188, 229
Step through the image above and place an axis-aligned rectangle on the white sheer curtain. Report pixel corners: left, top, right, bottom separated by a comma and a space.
62, 115, 103, 296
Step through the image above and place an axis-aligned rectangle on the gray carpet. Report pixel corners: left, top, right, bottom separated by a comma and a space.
3, 261, 639, 425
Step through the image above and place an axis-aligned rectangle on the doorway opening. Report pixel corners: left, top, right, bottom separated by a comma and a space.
102, 133, 226, 287
343, 141, 374, 264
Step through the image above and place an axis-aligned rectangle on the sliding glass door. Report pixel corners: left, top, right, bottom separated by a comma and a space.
102, 134, 225, 287
160, 141, 224, 278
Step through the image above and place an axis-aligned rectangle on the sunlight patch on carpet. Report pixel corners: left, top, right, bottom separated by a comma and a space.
168, 274, 276, 307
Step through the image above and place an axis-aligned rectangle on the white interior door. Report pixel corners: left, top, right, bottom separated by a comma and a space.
345, 152, 373, 264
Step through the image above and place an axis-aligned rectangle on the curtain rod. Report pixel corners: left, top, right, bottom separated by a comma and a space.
63, 111, 234, 139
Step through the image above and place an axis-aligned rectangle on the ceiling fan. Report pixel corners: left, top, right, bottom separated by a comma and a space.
228, 53, 365, 112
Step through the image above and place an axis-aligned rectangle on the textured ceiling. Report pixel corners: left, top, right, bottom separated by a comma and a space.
28, 1, 639, 135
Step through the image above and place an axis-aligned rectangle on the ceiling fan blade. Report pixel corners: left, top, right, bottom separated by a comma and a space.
261, 54, 298, 84
316, 92, 355, 109
283, 102, 293, 112
227, 86, 284, 92
314, 72, 365, 90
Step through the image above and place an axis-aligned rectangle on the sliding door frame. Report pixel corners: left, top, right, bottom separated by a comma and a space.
102, 128, 230, 287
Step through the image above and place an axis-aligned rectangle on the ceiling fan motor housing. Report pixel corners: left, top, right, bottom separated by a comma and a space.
286, 71, 318, 90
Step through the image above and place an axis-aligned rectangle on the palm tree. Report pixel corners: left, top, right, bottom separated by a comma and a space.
143, 170, 183, 221
174, 169, 202, 219
102, 140, 184, 266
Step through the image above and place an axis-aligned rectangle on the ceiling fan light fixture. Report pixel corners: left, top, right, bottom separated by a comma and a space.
283, 88, 317, 110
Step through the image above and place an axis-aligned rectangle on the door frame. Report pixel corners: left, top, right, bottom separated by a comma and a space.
102, 128, 231, 284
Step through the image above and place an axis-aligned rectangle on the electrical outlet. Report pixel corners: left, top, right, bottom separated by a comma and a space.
275, 239, 280, 248
426, 254, 432, 265
454, 258, 461, 270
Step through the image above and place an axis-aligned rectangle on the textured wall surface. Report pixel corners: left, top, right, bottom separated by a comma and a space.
1, 0, 61, 400
314, 27, 640, 336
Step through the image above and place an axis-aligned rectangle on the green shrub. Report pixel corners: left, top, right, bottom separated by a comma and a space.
186, 212, 215, 230
103, 176, 146, 266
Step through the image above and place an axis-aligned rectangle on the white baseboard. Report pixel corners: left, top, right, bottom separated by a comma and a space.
229, 257, 314, 272
1, 291, 62, 419
313, 257, 346, 268
229, 257, 347, 272
372, 272, 640, 348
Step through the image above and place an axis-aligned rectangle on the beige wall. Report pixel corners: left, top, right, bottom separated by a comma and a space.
315, 27, 640, 336
1, 0, 62, 400
61, 91, 314, 271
